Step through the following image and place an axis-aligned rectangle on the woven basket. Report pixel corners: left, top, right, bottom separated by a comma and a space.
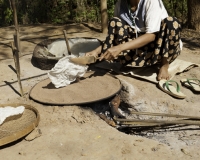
0, 103, 40, 147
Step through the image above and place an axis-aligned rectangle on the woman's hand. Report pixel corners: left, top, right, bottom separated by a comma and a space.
99, 45, 121, 61
85, 46, 102, 57
85, 51, 98, 57
99, 33, 156, 61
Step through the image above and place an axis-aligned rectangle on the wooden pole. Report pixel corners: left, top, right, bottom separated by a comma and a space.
10, 0, 24, 97
11, 41, 24, 97
63, 30, 71, 55
11, 0, 21, 56
13, 33, 21, 75
101, 0, 108, 33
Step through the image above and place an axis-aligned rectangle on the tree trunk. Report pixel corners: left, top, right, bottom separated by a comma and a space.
188, 0, 200, 30
101, 0, 108, 33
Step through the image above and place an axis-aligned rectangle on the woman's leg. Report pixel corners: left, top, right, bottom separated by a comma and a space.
158, 57, 170, 80
156, 17, 182, 80
117, 16, 182, 80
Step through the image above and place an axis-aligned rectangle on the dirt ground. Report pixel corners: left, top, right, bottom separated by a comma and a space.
0, 23, 200, 160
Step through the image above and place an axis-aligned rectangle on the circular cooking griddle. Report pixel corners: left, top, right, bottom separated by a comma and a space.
29, 72, 122, 105
0, 104, 40, 147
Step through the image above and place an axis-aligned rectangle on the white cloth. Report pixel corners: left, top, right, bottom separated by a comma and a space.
48, 55, 88, 88
0, 106, 25, 125
114, 0, 168, 33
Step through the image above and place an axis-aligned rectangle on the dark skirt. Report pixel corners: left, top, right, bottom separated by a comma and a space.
101, 16, 182, 67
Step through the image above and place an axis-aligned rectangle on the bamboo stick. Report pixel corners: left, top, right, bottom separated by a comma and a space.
11, 0, 21, 57
63, 30, 71, 55
10, 41, 24, 97
115, 118, 200, 126
13, 34, 21, 75
130, 111, 200, 120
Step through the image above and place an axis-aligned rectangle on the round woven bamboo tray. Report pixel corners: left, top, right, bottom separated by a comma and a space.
29, 71, 122, 105
0, 103, 40, 147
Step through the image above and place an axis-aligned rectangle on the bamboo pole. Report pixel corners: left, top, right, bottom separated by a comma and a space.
130, 111, 200, 120
10, 0, 24, 97
115, 118, 200, 126
114, 111, 200, 127
63, 30, 71, 55
10, 41, 24, 96
13, 33, 20, 75
11, 0, 21, 56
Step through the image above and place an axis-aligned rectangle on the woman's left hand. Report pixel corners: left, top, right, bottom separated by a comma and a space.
99, 46, 121, 61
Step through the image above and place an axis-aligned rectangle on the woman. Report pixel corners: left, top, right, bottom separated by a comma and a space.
86, 0, 182, 81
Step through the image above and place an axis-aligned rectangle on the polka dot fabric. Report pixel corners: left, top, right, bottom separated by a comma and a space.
101, 16, 181, 67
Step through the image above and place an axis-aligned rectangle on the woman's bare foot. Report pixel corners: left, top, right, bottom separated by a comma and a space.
157, 57, 170, 81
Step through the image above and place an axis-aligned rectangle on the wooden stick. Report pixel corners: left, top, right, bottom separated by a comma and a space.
10, 41, 24, 97
130, 111, 200, 120
115, 118, 200, 126
11, 0, 21, 57
10, 0, 23, 96
15, 30, 21, 58
11, 0, 18, 30
63, 30, 71, 55
113, 110, 200, 127
13, 34, 21, 75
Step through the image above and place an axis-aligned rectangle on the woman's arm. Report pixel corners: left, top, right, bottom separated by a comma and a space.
119, 33, 156, 51
100, 33, 156, 61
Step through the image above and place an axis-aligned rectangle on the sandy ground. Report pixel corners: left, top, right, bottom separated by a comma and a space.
0, 23, 200, 160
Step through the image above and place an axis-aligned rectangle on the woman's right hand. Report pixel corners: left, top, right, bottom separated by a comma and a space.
99, 45, 121, 61
85, 46, 102, 57
85, 51, 98, 57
